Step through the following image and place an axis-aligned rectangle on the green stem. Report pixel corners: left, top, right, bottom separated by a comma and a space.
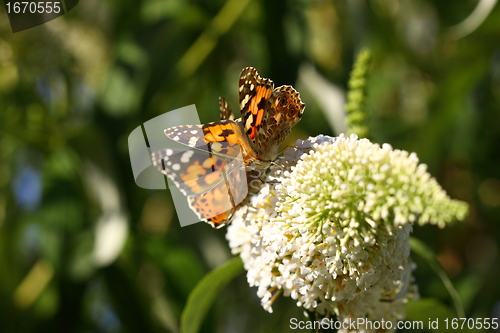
410, 237, 465, 318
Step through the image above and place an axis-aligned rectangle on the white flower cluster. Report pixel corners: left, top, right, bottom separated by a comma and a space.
226, 134, 467, 332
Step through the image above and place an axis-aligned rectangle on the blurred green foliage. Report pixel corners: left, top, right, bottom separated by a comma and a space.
0, 0, 500, 332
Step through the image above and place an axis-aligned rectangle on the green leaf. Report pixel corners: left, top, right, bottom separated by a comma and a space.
406, 298, 458, 332
410, 237, 465, 318
180, 256, 244, 333
407, 298, 482, 332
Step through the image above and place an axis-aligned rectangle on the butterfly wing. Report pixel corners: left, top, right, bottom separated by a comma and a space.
151, 148, 229, 196
238, 67, 274, 151
219, 97, 235, 120
257, 85, 305, 157
159, 120, 250, 227
188, 163, 249, 228
163, 121, 245, 159
238, 67, 305, 161
152, 148, 249, 227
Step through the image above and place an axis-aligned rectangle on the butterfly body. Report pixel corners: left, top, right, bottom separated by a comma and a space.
152, 67, 305, 228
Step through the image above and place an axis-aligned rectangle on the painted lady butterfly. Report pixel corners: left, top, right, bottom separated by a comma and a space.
151, 67, 305, 228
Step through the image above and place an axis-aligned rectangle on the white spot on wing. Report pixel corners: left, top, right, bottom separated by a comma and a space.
211, 142, 222, 151
245, 117, 253, 128
188, 136, 199, 146
180, 150, 194, 163
172, 164, 180, 171
240, 95, 250, 109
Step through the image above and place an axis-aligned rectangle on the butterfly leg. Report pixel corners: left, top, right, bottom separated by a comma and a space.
250, 166, 282, 185
250, 169, 267, 184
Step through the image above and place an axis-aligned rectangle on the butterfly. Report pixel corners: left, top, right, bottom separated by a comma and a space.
151, 67, 305, 228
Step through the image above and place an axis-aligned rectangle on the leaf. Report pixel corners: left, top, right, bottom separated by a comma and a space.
180, 256, 244, 333
406, 298, 458, 332
410, 237, 465, 318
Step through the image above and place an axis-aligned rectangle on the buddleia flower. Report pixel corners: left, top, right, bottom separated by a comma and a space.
226, 134, 467, 332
